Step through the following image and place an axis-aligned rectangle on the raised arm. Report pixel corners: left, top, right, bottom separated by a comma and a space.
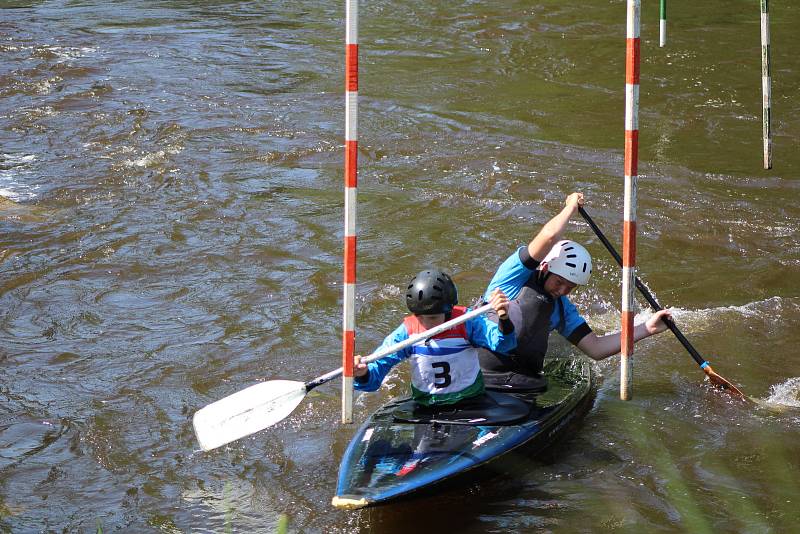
528, 192, 584, 261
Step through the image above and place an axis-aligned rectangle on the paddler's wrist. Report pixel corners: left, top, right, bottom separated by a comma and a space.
498, 310, 514, 334
354, 367, 370, 383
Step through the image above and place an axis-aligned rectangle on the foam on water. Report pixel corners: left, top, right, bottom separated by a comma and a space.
586, 296, 797, 329
40, 45, 98, 59
764, 377, 800, 408
0, 153, 40, 201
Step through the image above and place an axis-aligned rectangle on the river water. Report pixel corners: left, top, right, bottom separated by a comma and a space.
1, 1, 799, 532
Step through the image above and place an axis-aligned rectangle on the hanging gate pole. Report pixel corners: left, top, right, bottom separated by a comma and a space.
760, 0, 772, 169
342, 0, 359, 423
621, 0, 641, 401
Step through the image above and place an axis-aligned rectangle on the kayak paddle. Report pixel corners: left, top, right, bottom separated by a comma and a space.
193, 303, 494, 451
578, 206, 745, 399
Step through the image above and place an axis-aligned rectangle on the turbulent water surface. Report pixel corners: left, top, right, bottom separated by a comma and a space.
1, 1, 799, 532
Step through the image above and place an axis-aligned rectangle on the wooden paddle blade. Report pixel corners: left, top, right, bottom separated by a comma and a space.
193, 380, 307, 451
703, 365, 746, 400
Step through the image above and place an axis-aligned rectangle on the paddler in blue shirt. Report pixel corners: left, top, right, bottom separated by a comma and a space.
353, 269, 516, 406
478, 192, 673, 391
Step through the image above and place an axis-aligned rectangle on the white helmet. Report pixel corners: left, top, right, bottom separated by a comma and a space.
542, 240, 592, 285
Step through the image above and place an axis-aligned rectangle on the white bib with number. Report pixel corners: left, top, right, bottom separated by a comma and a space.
408, 337, 481, 395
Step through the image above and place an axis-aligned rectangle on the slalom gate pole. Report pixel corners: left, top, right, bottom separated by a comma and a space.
342, 0, 359, 423
622, 0, 641, 401
760, 0, 772, 169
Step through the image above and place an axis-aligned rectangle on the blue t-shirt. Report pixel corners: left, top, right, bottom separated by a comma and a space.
484, 246, 589, 342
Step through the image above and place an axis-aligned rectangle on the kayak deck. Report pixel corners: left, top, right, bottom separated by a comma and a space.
333, 357, 594, 509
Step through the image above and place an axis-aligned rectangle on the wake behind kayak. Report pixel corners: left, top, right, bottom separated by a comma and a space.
332, 357, 595, 509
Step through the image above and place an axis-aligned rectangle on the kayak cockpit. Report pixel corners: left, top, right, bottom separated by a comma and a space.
390, 390, 532, 426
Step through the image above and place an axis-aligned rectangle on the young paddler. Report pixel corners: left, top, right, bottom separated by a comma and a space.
353, 269, 515, 406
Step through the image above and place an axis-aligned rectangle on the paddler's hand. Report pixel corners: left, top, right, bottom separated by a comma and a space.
565, 192, 584, 214
354, 355, 368, 377
488, 288, 510, 320
645, 309, 673, 335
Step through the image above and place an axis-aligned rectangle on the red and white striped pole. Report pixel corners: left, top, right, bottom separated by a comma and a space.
621, 0, 640, 401
342, 0, 358, 423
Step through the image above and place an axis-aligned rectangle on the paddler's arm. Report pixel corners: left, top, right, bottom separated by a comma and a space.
484, 193, 583, 302
527, 192, 584, 261
483, 248, 537, 302
353, 324, 411, 391
467, 289, 517, 353
576, 309, 673, 361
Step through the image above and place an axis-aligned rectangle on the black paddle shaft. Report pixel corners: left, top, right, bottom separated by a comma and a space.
578, 206, 708, 368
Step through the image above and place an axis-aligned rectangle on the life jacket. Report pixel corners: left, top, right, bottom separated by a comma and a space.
403, 306, 484, 405
479, 275, 555, 379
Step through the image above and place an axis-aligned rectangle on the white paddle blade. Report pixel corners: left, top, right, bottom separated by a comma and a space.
193, 380, 307, 451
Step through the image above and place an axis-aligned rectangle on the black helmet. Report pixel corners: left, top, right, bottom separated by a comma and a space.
405, 269, 458, 315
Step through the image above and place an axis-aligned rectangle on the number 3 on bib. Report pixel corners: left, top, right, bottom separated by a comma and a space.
431, 362, 452, 389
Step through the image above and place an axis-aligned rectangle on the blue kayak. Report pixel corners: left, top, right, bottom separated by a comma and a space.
332, 357, 594, 509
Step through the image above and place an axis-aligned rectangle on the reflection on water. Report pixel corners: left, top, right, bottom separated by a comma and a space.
1, 0, 799, 531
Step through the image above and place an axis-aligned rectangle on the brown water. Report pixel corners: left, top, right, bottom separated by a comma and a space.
1, 1, 799, 531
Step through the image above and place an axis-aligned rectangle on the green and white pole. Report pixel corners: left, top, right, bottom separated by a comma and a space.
760, 0, 772, 169
659, 0, 666, 47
